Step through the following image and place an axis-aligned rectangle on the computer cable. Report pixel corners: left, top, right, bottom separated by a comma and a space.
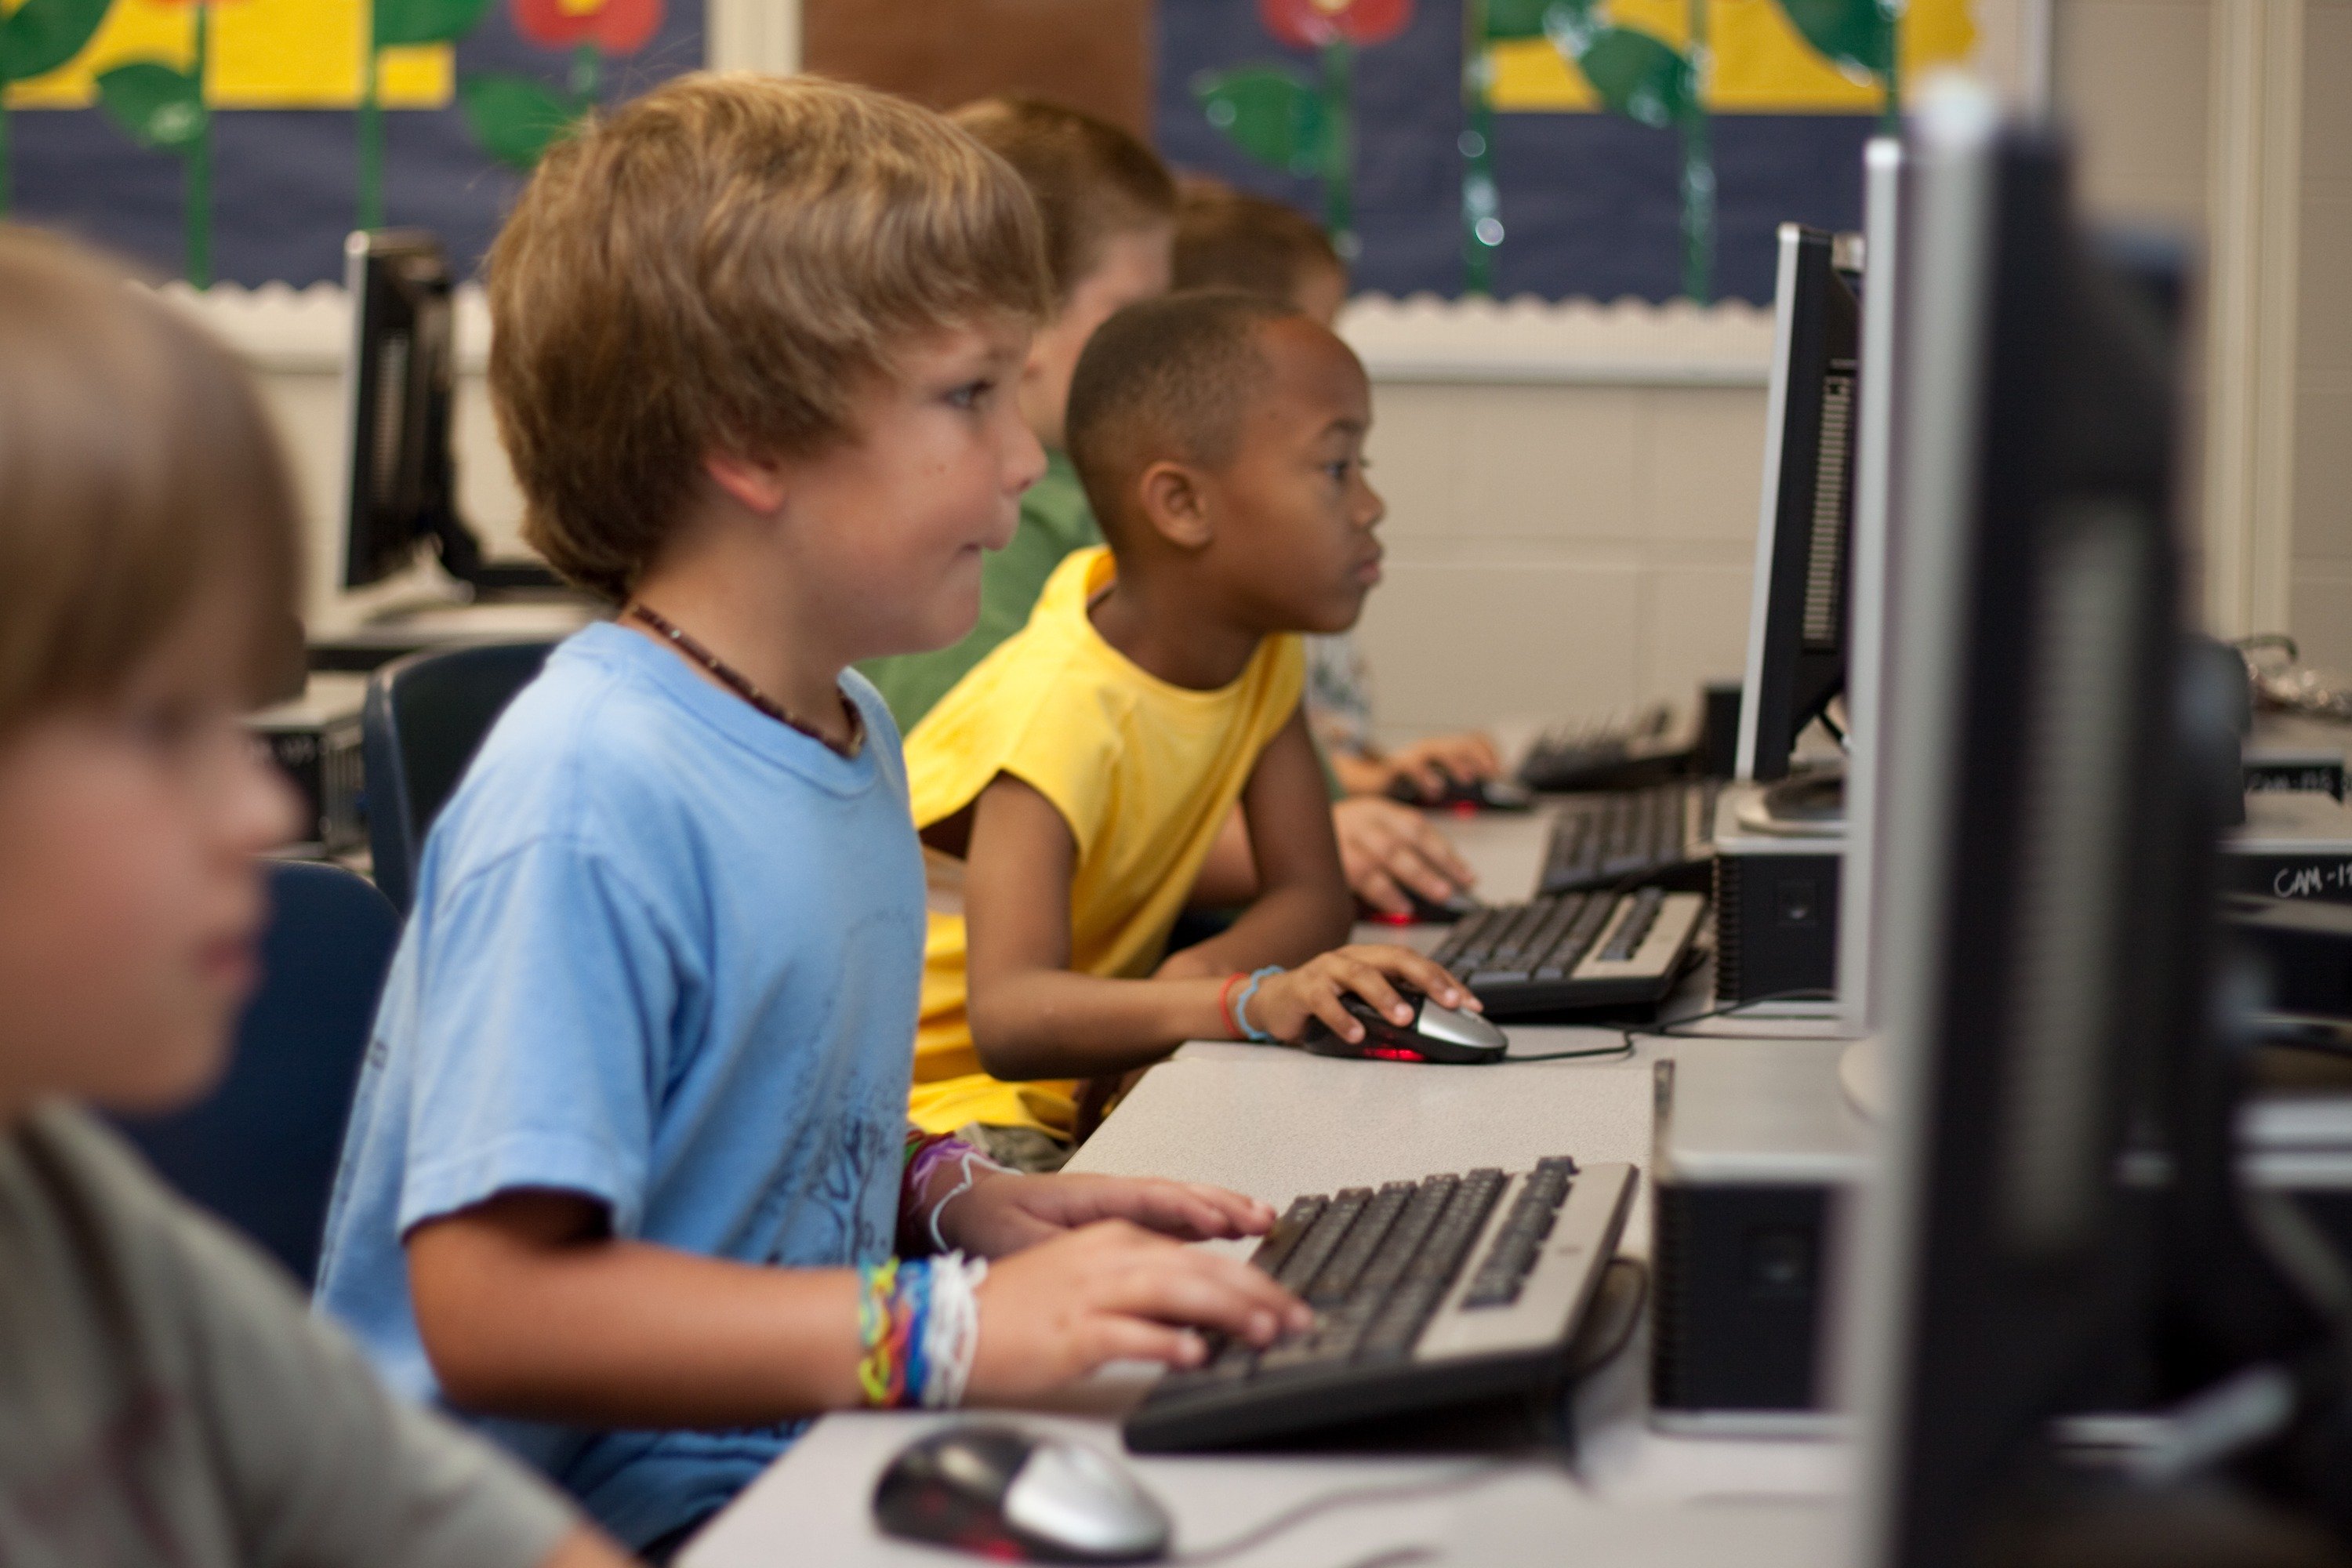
1508, 1036, 1639, 1063
1609, 988, 1840, 1053
1563, 1256, 1651, 1381
1168, 1459, 1552, 1566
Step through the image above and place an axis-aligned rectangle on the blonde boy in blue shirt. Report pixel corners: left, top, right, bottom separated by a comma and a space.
315, 74, 1305, 1557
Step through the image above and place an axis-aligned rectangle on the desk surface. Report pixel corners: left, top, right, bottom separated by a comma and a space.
681, 807, 1852, 1568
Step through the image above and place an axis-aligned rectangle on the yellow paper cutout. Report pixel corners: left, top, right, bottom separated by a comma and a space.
6, 0, 454, 109
1488, 0, 1976, 113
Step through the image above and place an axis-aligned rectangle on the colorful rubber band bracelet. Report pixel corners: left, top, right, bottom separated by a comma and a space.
1233, 966, 1283, 1044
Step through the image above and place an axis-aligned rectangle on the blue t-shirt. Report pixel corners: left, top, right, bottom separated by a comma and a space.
314, 623, 926, 1550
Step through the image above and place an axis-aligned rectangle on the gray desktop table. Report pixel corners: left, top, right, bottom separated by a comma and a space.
681, 808, 1851, 1568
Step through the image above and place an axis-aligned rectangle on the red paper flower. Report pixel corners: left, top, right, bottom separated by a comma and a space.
1258, 0, 1414, 48
512, 0, 662, 55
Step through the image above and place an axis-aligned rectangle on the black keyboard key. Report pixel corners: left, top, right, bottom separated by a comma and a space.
1360, 1170, 1504, 1360
1546, 815, 1597, 884
1599, 887, 1668, 963
1352, 1179, 1454, 1301
1307, 1183, 1410, 1306
1278, 1189, 1369, 1296
1247, 1196, 1327, 1280
1462, 1162, 1578, 1308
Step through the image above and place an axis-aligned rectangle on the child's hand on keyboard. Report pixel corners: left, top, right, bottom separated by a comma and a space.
966, 1220, 1312, 1399
1245, 945, 1479, 1045
938, 1170, 1276, 1258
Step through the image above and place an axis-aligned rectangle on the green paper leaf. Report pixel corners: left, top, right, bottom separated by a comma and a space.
1570, 27, 1691, 127
1772, 0, 1894, 78
96, 61, 205, 151
459, 72, 585, 171
1192, 65, 1324, 177
1485, 0, 1563, 40
375, 0, 494, 49
0, 0, 114, 85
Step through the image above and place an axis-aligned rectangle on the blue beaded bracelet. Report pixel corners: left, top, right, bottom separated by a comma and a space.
1233, 965, 1283, 1044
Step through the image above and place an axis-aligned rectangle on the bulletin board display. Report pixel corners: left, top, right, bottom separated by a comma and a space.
0, 0, 702, 288
1158, 0, 1990, 304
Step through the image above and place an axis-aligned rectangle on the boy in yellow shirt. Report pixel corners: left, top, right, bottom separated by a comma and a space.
906, 291, 1479, 1167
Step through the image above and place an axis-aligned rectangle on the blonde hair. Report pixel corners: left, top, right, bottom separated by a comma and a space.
489, 73, 1053, 601
0, 228, 299, 734
951, 96, 1176, 307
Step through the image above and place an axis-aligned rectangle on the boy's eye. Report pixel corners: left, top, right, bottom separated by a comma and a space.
945, 379, 994, 411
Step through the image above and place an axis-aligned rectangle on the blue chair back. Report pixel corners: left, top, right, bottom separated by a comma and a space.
112, 859, 401, 1287
363, 639, 554, 913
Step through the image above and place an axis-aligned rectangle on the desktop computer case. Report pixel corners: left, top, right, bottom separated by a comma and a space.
247, 673, 368, 855
2227, 790, 2352, 903
1650, 1040, 1867, 1434
1711, 787, 1845, 1007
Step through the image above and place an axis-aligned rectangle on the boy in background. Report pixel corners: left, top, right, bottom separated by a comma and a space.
906, 290, 1480, 1167
863, 103, 1474, 920
316, 77, 1305, 1559
861, 97, 1174, 731
0, 230, 626, 1568
1174, 181, 1504, 808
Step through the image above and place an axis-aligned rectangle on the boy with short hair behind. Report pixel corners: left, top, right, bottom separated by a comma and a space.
1172, 183, 1504, 805
861, 96, 1176, 733
0, 229, 625, 1568
315, 75, 1305, 1558
905, 290, 1480, 1162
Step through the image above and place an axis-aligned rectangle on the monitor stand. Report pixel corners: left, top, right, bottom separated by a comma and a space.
1838, 1033, 1885, 1120
1733, 767, 1848, 839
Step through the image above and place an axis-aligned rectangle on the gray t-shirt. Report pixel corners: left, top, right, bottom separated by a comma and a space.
0, 1102, 581, 1568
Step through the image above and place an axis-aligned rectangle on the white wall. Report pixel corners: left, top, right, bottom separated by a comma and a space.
183, 285, 1775, 742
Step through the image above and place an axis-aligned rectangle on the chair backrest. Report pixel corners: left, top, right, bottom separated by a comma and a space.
363, 639, 554, 912
111, 859, 401, 1287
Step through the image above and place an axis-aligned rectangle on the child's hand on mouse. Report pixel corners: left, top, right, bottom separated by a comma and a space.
964, 1220, 1312, 1399
1242, 945, 1479, 1045
1382, 732, 1504, 800
938, 1170, 1276, 1258
1332, 798, 1476, 916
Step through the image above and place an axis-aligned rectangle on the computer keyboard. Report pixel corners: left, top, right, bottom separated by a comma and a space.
1539, 779, 1719, 896
1429, 887, 1707, 1019
1518, 704, 1694, 793
1124, 1158, 1635, 1453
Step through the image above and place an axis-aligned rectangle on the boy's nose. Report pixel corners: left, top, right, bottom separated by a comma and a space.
1005, 415, 1047, 495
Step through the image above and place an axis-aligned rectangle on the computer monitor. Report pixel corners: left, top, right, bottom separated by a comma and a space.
1735, 223, 1863, 790
342, 229, 480, 593
1837, 138, 1906, 1041
1842, 89, 2203, 1568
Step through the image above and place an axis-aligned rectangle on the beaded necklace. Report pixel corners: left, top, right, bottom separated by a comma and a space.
626, 601, 863, 759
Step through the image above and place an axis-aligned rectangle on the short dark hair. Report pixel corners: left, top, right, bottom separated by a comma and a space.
1064, 289, 1299, 543
952, 97, 1177, 308
1172, 184, 1343, 304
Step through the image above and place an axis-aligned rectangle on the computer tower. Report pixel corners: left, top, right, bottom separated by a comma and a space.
1711, 785, 1845, 1008
2224, 790, 2352, 904
1650, 1037, 2352, 1434
247, 673, 368, 855
1650, 1038, 1868, 1432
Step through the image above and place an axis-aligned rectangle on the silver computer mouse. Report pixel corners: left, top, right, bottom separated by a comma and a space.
1301, 988, 1511, 1064
873, 1423, 1172, 1563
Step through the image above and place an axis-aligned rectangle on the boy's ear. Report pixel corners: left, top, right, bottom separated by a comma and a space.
702, 449, 792, 517
1134, 459, 1215, 551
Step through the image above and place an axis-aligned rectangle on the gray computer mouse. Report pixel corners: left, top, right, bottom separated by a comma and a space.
1301, 988, 1511, 1064
873, 1423, 1172, 1563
